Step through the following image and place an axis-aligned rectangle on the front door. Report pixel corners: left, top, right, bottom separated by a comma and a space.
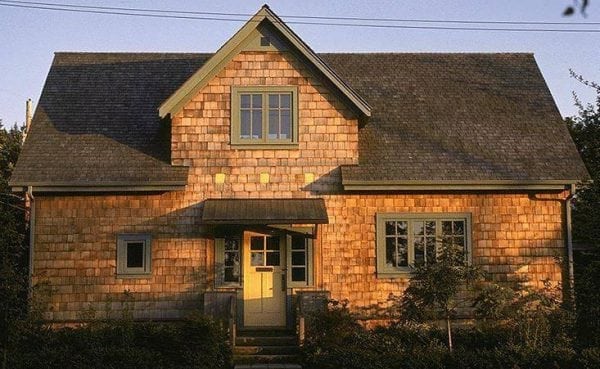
243, 232, 287, 327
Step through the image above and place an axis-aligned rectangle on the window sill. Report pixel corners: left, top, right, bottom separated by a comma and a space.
376, 270, 414, 279
230, 143, 299, 150
116, 273, 152, 279
288, 283, 312, 289
215, 284, 242, 290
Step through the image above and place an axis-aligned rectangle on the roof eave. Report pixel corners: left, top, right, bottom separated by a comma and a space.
10, 182, 187, 193
342, 179, 581, 191
202, 218, 329, 225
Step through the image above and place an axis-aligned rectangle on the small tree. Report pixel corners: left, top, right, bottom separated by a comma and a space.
400, 242, 482, 351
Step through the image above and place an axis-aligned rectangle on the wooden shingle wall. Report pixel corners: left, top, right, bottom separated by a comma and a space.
32, 51, 567, 321
320, 192, 567, 313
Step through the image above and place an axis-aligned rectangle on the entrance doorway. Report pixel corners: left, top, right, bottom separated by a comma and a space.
242, 232, 287, 327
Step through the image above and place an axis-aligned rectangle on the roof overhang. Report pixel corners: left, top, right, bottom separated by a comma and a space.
10, 181, 186, 193
158, 5, 371, 119
201, 198, 329, 225
342, 179, 578, 191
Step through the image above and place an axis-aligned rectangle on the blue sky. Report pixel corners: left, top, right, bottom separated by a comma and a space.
1, 0, 599, 126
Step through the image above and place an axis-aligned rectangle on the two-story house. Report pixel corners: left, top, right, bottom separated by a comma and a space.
10, 5, 589, 330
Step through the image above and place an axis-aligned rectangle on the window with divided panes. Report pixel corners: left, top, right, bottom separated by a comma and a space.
231, 87, 297, 145
376, 214, 470, 275
250, 236, 281, 266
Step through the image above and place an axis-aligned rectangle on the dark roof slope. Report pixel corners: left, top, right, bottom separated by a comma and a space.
10, 52, 589, 188
320, 53, 589, 182
10, 53, 211, 187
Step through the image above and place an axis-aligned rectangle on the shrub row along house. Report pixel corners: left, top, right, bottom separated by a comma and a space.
10, 6, 589, 329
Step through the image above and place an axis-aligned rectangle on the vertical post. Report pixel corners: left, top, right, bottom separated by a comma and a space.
27, 187, 35, 298
24, 99, 32, 142
297, 293, 305, 346
566, 184, 576, 309
229, 295, 236, 350
298, 316, 305, 346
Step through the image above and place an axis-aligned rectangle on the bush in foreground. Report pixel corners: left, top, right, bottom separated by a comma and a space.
302, 300, 598, 369
4, 312, 230, 369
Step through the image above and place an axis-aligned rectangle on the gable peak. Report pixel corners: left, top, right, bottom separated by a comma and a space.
158, 4, 371, 118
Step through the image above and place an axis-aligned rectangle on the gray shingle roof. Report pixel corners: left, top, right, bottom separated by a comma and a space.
320, 53, 589, 183
10, 52, 589, 188
10, 53, 210, 187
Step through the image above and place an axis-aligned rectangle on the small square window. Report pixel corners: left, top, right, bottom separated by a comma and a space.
117, 234, 152, 277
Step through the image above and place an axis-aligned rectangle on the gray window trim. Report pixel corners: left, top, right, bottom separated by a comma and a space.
287, 233, 314, 288
230, 86, 299, 147
116, 234, 152, 278
375, 213, 472, 278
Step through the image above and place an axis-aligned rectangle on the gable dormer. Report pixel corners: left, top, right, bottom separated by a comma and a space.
159, 5, 371, 120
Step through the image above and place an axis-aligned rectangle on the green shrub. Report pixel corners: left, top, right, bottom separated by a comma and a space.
302, 299, 580, 369
6, 312, 230, 369
574, 253, 600, 348
578, 347, 600, 369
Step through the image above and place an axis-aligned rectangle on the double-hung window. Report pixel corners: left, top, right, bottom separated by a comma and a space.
231, 86, 298, 146
376, 213, 471, 276
116, 234, 152, 277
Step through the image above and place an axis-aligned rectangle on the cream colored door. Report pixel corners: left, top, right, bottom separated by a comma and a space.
243, 232, 286, 327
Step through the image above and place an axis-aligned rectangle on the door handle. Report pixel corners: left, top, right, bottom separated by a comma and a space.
282, 273, 286, 291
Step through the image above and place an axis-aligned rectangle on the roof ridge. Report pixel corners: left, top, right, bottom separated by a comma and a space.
52, 51, 533, 54
318, 51, 534, 55
54, 51, 214, 55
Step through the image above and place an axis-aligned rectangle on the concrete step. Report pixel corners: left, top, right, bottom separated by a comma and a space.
237, 328, 295, 337
234, 345, 300, 356
233, 354, 300, 365
234, 364, 301, 369
236, 335, 297, 346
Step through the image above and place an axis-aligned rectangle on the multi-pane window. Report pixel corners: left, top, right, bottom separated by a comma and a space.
290, 236, 308, 282
240, 94, 263, 139
376, 214, 470, 275
117, 234, 152, 277
223, 238, 241, 283
250, 236, 281, 266
268, 94, 291, 139
384, 220, 408, 268
215, 237, 242, 287
231, 87, 297, 145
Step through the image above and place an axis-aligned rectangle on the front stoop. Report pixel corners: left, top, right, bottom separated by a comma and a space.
233, 329, 301, 368
234, 365, 301, 369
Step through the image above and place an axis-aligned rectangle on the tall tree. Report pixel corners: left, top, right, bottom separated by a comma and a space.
566, 73, 600, 349
566, 73, 600, 247
0, 120, 27, 368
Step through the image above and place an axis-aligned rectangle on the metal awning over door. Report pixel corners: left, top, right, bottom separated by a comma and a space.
201, 198, 329, 225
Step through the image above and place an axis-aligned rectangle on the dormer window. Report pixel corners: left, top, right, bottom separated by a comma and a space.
231, 86, 298, 147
